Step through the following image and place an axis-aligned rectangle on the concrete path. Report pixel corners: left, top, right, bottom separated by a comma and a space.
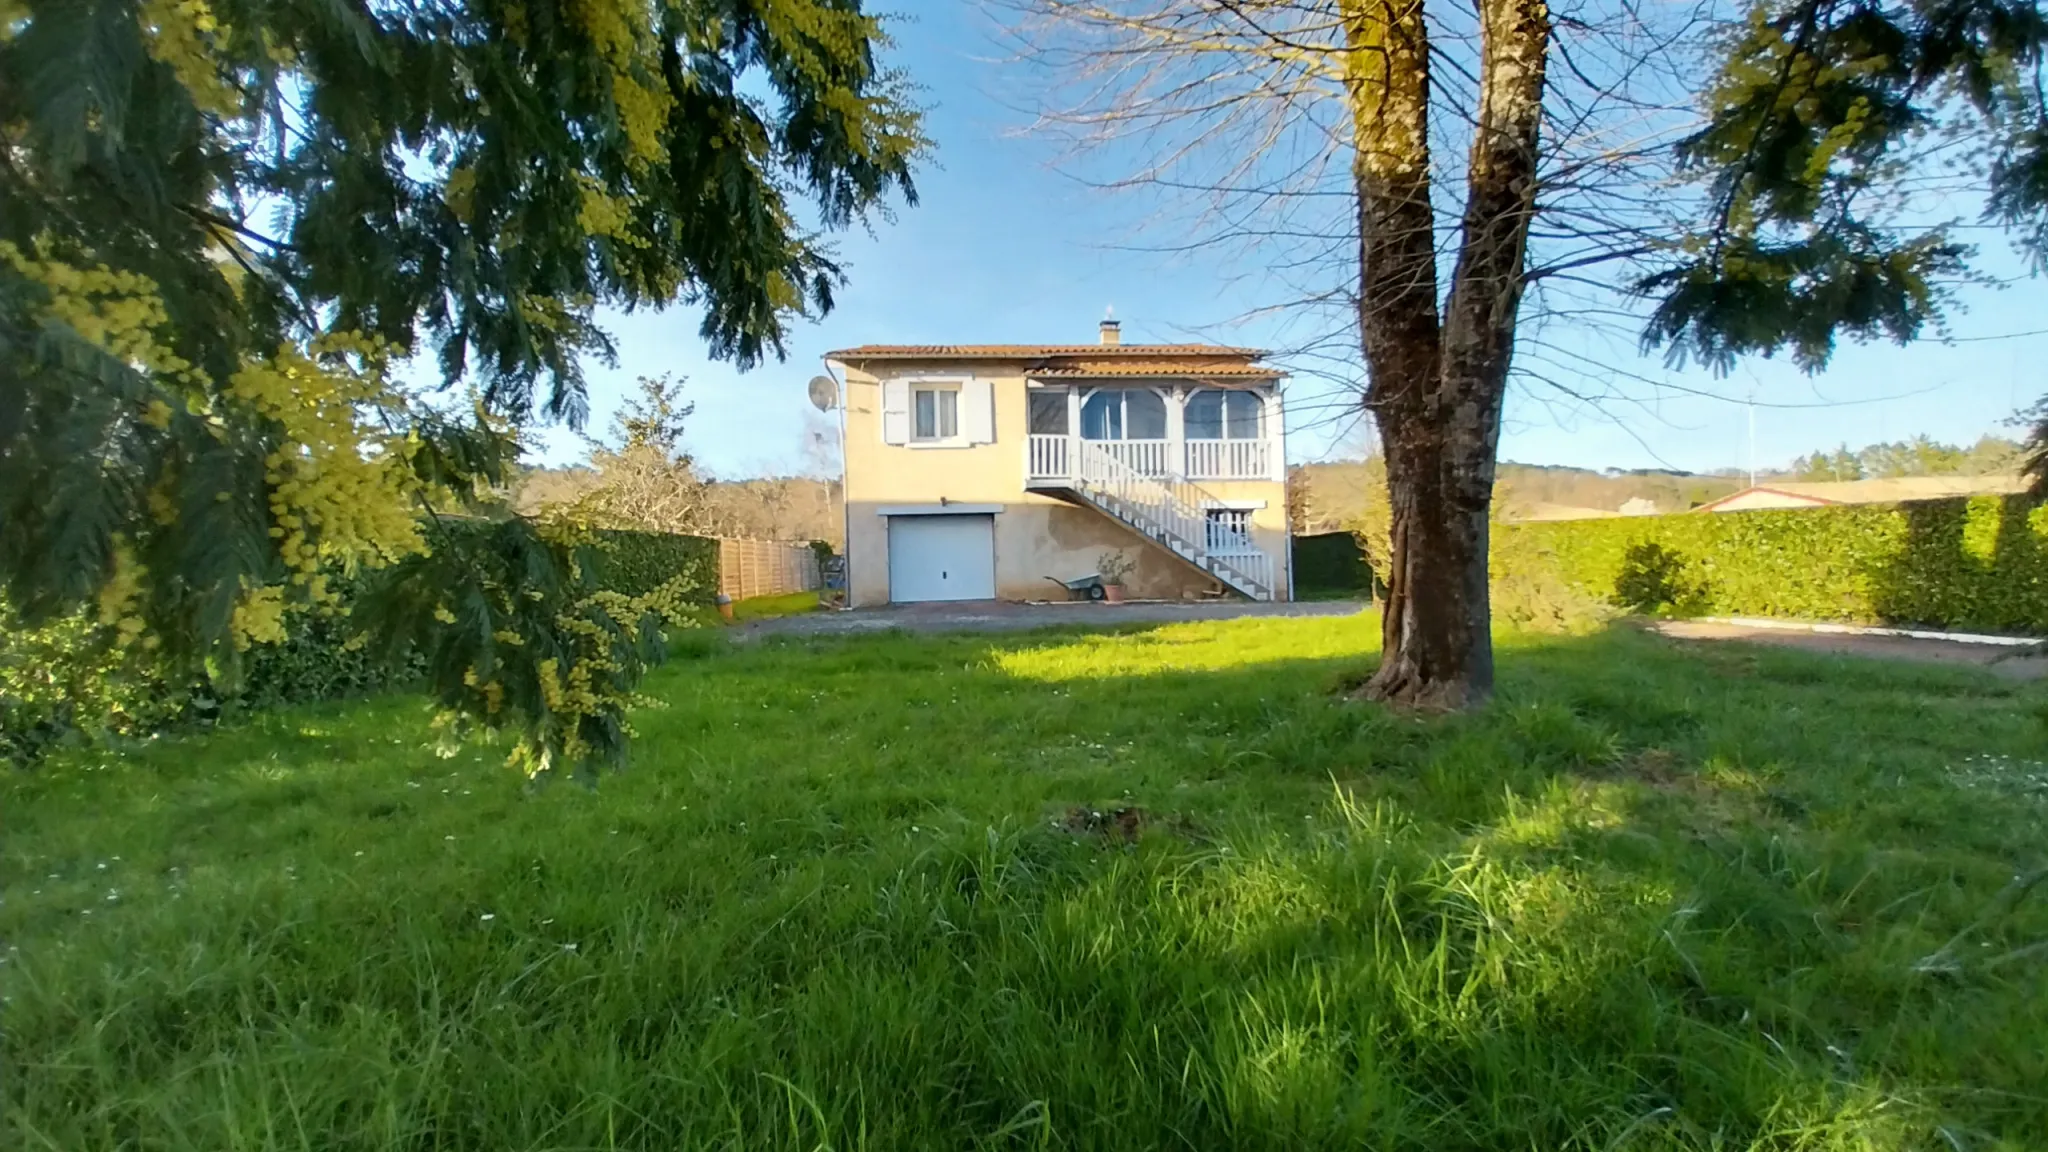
1652, 618, 2048, 679
738, 598, 1369, 640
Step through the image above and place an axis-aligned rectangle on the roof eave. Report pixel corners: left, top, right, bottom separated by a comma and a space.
1025, 371, 1284, 382
1693, 486, 1840, 512
822, 345, 1271, 360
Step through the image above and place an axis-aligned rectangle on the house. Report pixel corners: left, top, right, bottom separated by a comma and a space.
825, 322, 1291, 606
1693, 475, 2029, 513
1501, 501, 1619, 523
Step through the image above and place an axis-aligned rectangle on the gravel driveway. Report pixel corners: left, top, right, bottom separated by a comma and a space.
738, 598, 1369, 639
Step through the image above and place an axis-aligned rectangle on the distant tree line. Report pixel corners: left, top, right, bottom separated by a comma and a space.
1788, 436, 2021, 482
1292, 459, 1743, 534
515, 376, 843, 547
1294, 434, 2030, 536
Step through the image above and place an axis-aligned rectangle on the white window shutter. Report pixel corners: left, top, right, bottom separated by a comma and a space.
880, 378, 910, 444
963, 377, 994, 444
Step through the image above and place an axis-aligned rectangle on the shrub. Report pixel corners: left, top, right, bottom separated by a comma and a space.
1293, 531, 1376, 597
1500, 495, 2048, 633
0, 607, 199, 764
240, 603, 424, 709
3, 525, 719, 764
2, 590, 418, 765
1287, 528, 1607, 629
1488, 527, 1616, 633
591, 529, 721, 600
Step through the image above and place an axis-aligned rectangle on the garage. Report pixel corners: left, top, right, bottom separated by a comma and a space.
887, 513, 995, 602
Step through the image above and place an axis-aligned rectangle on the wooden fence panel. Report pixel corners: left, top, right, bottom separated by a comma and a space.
717, 539, 822, 600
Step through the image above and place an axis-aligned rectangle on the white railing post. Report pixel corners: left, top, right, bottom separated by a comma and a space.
1183, 438, 1282, 481
1027, 434, 1074, 482
1166, 386, 1185, 479
1267, 390, 1287, 483
1072, 439, 1276, 599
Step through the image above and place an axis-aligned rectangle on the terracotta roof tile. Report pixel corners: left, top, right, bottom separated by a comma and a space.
1028, 361, 1281, 379
825, 342, 1264, 359
825, 342, 1282, 382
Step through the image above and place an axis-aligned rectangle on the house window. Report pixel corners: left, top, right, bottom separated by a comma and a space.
1205, 507, 1255, 553
1185, 389, 1264, 440
913, 386, 959, 441
1080, 389, 1167, 440
1028, 390, 1069, 435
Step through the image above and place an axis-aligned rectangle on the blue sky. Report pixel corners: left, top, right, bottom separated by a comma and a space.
526, 5, 2048, 479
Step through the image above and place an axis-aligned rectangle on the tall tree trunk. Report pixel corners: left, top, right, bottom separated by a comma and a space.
1358, 0, 1550, 709
1369, 409, 1496, 708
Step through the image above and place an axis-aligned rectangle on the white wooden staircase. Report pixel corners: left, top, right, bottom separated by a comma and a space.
1058, 440, 1277, 601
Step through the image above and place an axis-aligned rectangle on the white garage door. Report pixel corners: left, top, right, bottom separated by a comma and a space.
888, 514, 995, 602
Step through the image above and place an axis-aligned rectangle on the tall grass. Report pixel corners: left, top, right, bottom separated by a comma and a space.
4, 614, 2045, 1149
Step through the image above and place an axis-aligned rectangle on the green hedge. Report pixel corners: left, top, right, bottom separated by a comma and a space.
3, 525, 719, 763
591, 528, 721, 601
1293, 532, 1375, 597
1497, 495, 2048, 634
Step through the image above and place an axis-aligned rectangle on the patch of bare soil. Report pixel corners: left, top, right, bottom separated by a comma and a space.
1059, 805, 1150, 844
1605, 747, 1781, 834
1620, 747, 1688, 788
1055, 805, 1209, 846
1651, 620, 2048, 679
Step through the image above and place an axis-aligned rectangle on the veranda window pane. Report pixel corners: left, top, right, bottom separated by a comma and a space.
1126, 390, 1167, 439
1081, 391, 1123, 440
1224, 392, 1262, 440
1185, 391, 1224, 440
1029, 391, 1068, 434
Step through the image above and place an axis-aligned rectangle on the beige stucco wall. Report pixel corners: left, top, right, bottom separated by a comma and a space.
833, 360, 1291, 606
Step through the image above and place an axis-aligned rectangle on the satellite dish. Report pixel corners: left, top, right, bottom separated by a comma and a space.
807, 374, 838, 412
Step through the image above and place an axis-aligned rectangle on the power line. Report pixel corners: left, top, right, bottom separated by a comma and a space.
1945, 327, 2048, 344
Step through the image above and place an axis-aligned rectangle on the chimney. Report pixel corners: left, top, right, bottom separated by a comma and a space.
1099, 318, 1122, 346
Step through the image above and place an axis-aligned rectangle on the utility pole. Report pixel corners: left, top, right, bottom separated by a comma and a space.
1746, 386, 1758, 488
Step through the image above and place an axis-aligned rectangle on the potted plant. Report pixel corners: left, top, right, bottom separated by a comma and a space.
1097, 549, 1136, 604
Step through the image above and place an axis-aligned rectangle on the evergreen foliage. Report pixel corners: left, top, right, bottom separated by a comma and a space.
0, 0, 922, 775
588, 527, 721, 600
1789, 435, 2021, 481
1291, 532, 1376, 598
567, 373, 720, 535
1647, 0, 2048, 369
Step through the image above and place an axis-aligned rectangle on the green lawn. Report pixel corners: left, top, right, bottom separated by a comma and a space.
5, 614, 2046, 1150
731, 590, 822, 622
675, 591, 821, 630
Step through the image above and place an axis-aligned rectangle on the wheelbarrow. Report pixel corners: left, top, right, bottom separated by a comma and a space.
1045, 572, 1108, 602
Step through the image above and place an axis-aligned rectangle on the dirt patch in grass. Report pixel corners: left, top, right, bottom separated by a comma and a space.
1603, 746, 1778, 834
1055, 805, 1207, 845
1059, 805, 1150, 843
1617, 746, 1685, 786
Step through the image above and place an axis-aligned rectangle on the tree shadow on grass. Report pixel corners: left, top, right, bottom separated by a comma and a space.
620, 617, 2048, 1146
6, 616, 2045, 1150
931, 621, 2048, 1148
